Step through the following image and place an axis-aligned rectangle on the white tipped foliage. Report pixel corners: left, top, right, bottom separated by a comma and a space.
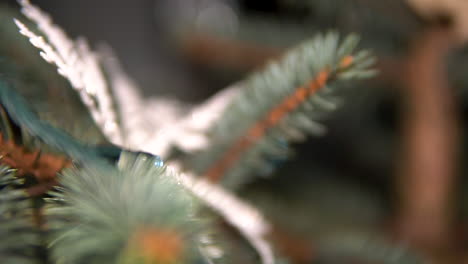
99, 46, 240, 156
15, 0, 123, 146
170, 162, 274, 264
15, 0, 241, 156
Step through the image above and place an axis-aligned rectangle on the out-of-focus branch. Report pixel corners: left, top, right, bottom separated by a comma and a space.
406, 0, 468, 42
179, 33, 282, 70
178, 32, 406, 89
396, 25, 459, 260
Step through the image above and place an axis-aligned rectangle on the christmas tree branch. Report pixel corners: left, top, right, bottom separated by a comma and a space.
181, 33, 375, 188
204, 58, 350, 183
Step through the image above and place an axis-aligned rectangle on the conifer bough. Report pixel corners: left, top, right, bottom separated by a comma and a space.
182, 32, 376, 188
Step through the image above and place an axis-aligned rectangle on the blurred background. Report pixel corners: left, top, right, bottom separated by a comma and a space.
2, 0, 468, 263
